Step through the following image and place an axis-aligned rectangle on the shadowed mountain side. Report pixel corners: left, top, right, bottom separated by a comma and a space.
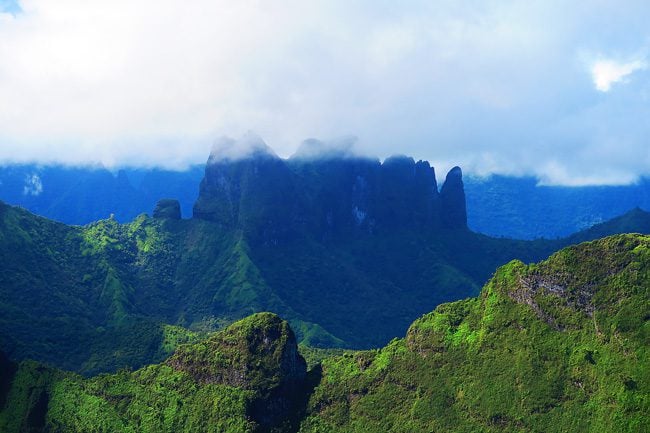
2, 161, 648, 241
193, 137, 464, 242
565, 207, 650, 244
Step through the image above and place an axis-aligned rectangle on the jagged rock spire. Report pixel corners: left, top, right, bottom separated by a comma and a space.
440, 166, 467, 229
194, 135, 468, 236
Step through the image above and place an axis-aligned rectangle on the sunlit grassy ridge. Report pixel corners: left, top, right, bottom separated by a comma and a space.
300, 234, 649, 432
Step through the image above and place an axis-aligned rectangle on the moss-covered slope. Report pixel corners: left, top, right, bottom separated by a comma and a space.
2, 199, 649, 376
0, 313, 308, 433
1, 235, 648, 432
299, 234, 649, 432
0, 202, 206, 375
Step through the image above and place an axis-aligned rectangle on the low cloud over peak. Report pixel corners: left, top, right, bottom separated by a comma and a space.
291, 136, 362, 161
0, 1, 649, 185
208, 132, 277, 163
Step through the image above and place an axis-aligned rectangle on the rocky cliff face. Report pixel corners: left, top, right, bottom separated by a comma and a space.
168, 312, 306, 389
290, 154, 445, 235
193, 135, 467, 240
193, 134, 305, 244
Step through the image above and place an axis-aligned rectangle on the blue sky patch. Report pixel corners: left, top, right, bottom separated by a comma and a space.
0, 0, 21, 14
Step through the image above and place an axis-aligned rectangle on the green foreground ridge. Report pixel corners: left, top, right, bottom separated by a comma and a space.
1, 234, 648, 432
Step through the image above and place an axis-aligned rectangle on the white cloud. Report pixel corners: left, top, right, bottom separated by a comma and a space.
209, 132, 276, 162
0, 1, 649, 184
591, 58, 646, 92
23, 173, 43, 196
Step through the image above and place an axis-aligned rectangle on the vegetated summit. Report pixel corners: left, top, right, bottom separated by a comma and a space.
1, 133, 650, 376
1, 234, 647, 432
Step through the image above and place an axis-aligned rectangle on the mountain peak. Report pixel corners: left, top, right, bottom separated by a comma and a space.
167, 312, 306, 428
383, 154, 415, 166
168, 312, 306, 389
194, 139, 300, 242
447, 165, 462, 178
440, 166, 467, 229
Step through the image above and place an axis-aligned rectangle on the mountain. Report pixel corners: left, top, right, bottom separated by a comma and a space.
2, 140, 650, 375
2, 234, 647, 432
0, 313, 310, 433
465, 174, 650, 239
2, 158, 649, 241
194, 133, 463, 240
566, 207, 650, 244
0, 164, 204, 224
300, 234, 650, 432
0, 146, 480, 374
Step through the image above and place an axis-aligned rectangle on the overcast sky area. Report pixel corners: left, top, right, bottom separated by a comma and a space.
0, 0, 649, 185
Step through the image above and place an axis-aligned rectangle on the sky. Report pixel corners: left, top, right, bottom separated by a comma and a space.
0, 0, 649, 185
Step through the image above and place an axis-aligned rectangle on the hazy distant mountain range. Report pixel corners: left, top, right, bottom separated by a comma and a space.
465, 174, 650, 239
0, 164, 204, 223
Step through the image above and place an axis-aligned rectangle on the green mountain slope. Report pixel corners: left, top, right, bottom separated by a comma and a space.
300, 234, 649, 432
2, 145, 650, 374
0, 313, 309, 433
1, 235, 647, 432
0, 202, 204, 374
2, 199, 650, 374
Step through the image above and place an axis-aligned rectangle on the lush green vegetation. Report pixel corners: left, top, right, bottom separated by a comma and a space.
0, 313, 306, 433
300, 234, 649, 432
1, 198, 649, 375
0, 204, 204, 374
1, 235, 647, 432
